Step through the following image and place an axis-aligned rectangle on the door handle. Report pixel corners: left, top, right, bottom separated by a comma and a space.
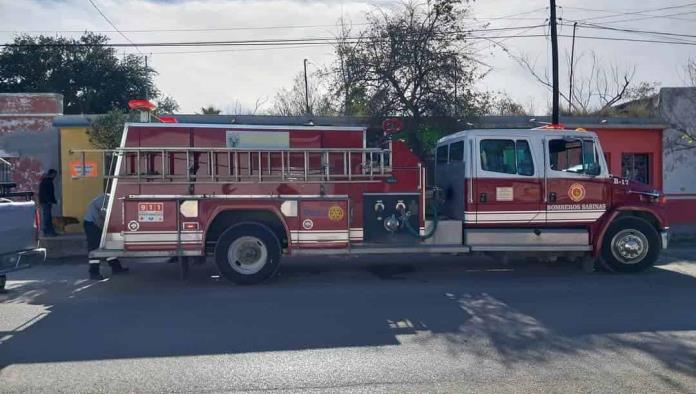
480, 192, 487, 203
549, 192, 557, 203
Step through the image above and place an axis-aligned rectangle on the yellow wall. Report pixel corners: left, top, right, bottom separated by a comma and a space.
60, 127, 104, 233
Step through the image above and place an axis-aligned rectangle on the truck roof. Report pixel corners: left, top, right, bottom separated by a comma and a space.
125, 122, 367, 132
437, 128, 599, 145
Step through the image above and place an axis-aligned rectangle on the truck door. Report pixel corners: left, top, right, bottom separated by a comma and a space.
473, 136, 543, 225
544, 136, 610, 225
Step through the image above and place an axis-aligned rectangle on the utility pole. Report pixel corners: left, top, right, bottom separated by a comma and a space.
144, 55, 149, 100
453, 56, 458, 117
568, 22, 578, 114
303, 59, 310, 115
549, 0, 560, 124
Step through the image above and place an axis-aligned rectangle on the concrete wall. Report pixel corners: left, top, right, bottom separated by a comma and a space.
0, 93, 63, 210
660, 87, 696, 240
661, 88, 696, 193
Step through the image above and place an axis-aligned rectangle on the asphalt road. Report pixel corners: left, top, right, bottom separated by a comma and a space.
1, 249, 696, 393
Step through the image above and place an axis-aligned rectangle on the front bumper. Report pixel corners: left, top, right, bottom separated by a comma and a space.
660, 229, 670, 250
0, 248, 46, 275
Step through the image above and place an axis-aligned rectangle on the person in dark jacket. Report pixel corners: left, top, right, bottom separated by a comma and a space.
84, 194, 129, 280
38, 169, 58, 236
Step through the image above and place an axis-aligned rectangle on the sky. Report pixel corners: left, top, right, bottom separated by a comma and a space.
0, 0, 694, 114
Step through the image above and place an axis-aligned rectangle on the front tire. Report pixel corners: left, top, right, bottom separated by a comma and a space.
601, 217, 659, 273
214, 222, 281, 284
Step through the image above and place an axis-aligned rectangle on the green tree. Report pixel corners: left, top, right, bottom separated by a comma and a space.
0, 33, 157, 114
87, 109, 138, 149
155, 96, 180, 114
331, 0, 488, 157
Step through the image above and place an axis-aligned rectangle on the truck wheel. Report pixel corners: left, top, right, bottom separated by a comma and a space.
601, 217, 659, 273
214, 222, 281, 284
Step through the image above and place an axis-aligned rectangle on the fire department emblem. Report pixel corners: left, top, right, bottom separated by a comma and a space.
302, 219, 314, 230
127, 220, 140, 232
568, 183, 586, 202
328, 205, 344, 222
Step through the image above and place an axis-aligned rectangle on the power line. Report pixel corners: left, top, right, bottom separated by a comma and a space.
87, 0, 141, 54
149, 44, 327, 55
7, 31, 696, 50
563, 2, 696, 21
0, 8, 552, 35
561, 3, 696, 23
564, 21, 696, 41
0, 23, 370, 34
0, 25, 550, 48
578, 10, 696, 25
0, 24, 545, 36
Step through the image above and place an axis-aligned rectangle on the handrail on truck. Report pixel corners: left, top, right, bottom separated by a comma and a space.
69, 146, 394, 184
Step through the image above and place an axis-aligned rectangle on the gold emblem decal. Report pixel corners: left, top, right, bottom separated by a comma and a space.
568, 183, 586, 202
328, 205, 345, 221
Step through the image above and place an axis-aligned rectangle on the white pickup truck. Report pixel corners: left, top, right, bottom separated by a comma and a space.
0, 159, 46, 293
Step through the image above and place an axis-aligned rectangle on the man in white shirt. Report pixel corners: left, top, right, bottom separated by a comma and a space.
84, 194, 128, 280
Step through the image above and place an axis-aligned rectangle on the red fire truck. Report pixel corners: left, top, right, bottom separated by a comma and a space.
73, 121, 669, 284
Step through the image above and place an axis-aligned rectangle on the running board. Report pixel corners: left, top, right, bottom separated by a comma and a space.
293, 244, 470, 256
469, 245, 592, 252
89, 249, 204, 258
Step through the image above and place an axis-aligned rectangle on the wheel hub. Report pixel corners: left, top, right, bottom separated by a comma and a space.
227, 236, 268, 274
611, 230, 648, 264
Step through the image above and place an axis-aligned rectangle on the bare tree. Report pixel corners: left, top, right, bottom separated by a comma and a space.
271, 72, 336, 116
224, 98, 268, 115
516, 50, 647, 115
486, 93, 528, 116
687, 57, 696, 87
330, 0, 490, 156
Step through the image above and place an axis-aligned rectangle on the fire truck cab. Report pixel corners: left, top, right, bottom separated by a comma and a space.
76, 122, 669, 284
435, 128, 668, 272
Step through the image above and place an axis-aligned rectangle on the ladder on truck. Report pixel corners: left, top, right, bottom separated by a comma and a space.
70, 147, 393, 183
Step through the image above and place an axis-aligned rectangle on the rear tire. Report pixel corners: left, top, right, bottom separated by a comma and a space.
601, 217, 659, 273
214, 222, 281, 284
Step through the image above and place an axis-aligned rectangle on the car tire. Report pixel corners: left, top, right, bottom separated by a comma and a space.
601, 216, 659, 273
214, 222, 281, 285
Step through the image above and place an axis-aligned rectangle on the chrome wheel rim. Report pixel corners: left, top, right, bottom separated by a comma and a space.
227, 236, 268, 274
611, 229, 648, 265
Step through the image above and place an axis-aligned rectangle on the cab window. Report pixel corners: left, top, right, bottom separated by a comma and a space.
480, 139, 534, 176
449, 141, 464, 162
549, 139, 601, 176
436, 145, 448, 164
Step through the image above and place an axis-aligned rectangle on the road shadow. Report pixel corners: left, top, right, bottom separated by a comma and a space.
1, 254, 695, 380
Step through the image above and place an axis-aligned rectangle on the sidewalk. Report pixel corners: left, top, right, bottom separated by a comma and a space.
39, 233, 86, 259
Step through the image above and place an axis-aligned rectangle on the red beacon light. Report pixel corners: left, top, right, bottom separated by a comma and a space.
156, 116, 177, 123
128, 99, 157, 112
538, 123, 566, 130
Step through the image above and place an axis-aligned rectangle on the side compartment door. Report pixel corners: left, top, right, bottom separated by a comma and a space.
544, 136, 610, 225
473, 137, 543, 226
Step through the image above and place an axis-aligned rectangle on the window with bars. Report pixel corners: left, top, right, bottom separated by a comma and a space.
621, 153, 651, 185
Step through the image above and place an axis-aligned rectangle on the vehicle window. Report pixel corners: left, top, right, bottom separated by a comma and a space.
449, 141, 464, 162
480, 139, 535, 176
480, 139, 517, 174
436, 145, 448, 164
549, 138, 601, 175
621, 153, 650, 184
516, 140, 534, 176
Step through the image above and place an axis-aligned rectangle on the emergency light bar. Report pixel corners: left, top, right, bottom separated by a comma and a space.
128, 99, 156, 112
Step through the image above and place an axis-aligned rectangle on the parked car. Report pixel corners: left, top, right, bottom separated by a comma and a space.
0, 158, 46, 293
